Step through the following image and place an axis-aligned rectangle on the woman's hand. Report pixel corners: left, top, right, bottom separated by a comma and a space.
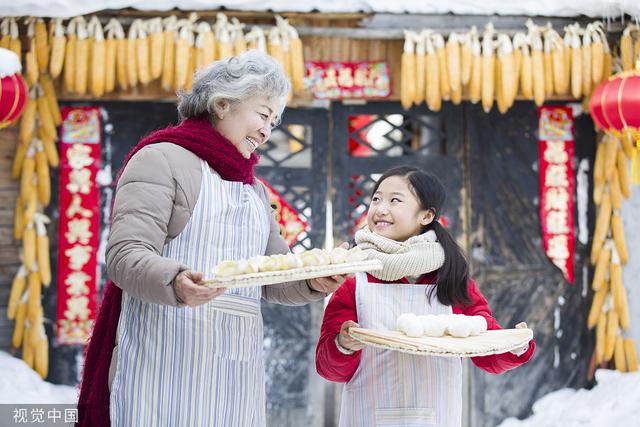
308, 274, 351, 293
337, 320, 365, 352
509, 322, 531, 355
307, 242, 352, 293
173, 270, 226, 307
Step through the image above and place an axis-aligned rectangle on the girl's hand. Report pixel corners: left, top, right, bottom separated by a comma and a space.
509, 322, 531, 355
174, 270, 226, 307
337, 320, 366, 352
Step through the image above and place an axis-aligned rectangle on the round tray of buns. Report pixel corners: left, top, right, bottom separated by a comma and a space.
203, 247, 382, 289
349, 327, 533, 358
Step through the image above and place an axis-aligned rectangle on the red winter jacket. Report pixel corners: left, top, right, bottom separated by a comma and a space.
316, 272, 536, 382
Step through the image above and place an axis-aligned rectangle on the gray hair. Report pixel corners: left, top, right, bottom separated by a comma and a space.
177, 50, 291, 120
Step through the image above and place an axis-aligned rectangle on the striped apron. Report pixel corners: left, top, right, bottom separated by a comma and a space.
110, 161, 270, 426
339, 272, 462, 427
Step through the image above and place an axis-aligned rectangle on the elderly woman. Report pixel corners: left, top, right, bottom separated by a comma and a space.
77, 51, 345, 427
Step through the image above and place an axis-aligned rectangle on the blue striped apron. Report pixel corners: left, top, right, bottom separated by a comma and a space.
339, 272, 462, 427
110, 161, 270, 426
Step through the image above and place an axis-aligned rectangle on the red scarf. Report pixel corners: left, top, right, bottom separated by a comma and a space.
77, 116, 258, 426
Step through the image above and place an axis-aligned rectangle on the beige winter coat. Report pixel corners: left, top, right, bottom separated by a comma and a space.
106, 142, 327, 306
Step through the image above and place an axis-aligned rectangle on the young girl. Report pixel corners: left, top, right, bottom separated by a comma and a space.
316, 166, 535, 427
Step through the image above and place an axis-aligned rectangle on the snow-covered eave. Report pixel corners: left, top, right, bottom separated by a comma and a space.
0, 0, 639, 19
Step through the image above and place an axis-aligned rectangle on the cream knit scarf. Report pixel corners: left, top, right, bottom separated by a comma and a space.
354, 226, 445, 281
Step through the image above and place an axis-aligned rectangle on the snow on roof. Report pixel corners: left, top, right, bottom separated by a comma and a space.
0, 0, 638, 18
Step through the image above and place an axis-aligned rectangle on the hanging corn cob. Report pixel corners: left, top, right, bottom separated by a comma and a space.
527, 20, 545, 106
460, 29, 474, 88
34, 213, 51, 286
287, 25, 305, 94
581, 25, 592, 98
194, 22, 215, 72
467, 29, 482, 104
480, 24, 495, 113
589, 22, 605, 85
517, 34, 533, 100
625, 339, 638, 372
23, 222, 36, 272
48, 18, 66, 78
594, 23, 612, 82
590, 186, 611, 265
126, 19, 139, 88
63, 18, 77, 93
35, 141, 50, 206
25, 19, 39, 86
12, 295, 28, 349
620, 24, 636, 72
13, 195, 24, 240
446, 32, 462, 105
567, 24, 582, 99
414, 32, 426, 106
35, 85, 56, 142
74, 17, 89, 95
18, 88, 37, 149
34, 18, 49, 74
147, 17, 164, 80
400, 31, 416, 111
267, 27, 285, 74
495, 45, 506, 114
103, 19, 119, 94
0, 18, 9, 49
542, 24, 555, 97
87, 17, 106, 97
231, 17, 247, 57
548, 28, 568, 95
497, 33, 515, 110
511, 32, 526, 101
245, 26, 267, 53
34, 324, 48, 379
424, 31, 442, 112
174, 19, 194, 91
160, 16, 177, 91
7, 265, 27, 320
432, 33, 450, 101
215, 14, 233, 60
134, 19, 151, 85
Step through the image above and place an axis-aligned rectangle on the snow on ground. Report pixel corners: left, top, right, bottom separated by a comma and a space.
498, 369, 640, 427
0, 351, 78, 404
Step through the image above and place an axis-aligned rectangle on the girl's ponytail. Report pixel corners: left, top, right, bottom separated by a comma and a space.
427, 221, 471, 306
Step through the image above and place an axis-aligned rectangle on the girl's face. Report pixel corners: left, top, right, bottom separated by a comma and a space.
367, 175, 434, 242
214, 96, 281, 159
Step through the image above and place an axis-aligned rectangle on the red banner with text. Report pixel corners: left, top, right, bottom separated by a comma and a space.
56, 107, 101, 344
305, 61, 390, 99
538, 106, 575, 283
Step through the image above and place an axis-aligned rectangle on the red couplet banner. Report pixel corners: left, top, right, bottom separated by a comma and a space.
538, 106, 575, 283
56, 107, 101, 344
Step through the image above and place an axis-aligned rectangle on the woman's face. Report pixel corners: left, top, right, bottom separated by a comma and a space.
367, 176, 434, 242
215, 96, 281, 159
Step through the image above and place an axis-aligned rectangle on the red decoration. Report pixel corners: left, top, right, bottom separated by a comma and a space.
538, 106, 575, 283
56, 107, 101, 344
589, 68, 640, 183
259, 178, 309, 247
305, 61, 391, 99
0, 48, 27, 129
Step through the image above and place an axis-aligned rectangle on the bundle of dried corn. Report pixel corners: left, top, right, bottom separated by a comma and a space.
588, 133, 636, 373
173, 18, 194, 91
8, 83, 57, 379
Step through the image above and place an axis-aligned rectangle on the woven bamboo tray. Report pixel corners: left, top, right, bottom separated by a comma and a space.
349, 327, 533, 358
202, 259, 383, 289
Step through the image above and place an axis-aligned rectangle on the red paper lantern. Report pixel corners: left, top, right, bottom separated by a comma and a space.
590, 66, 640, 183
0, 48, 27, 129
